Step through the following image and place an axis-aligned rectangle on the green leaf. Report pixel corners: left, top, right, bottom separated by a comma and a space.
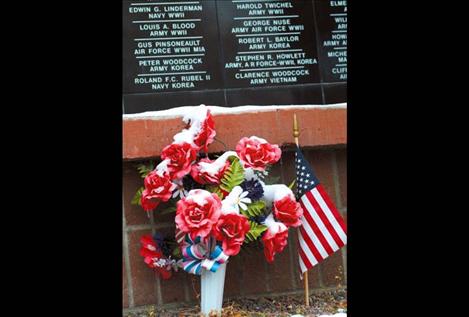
288, 179, 296, 189
206, 185, 224, 200
240, 200, 266, 218
219, 156, 245, 192
244, 221, 267, 243
131, 187, 144, 206
172, 246, 182, 259
136, 161, 155, 178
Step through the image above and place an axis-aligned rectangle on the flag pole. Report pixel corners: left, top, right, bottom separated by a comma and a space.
293, 113, 310, 307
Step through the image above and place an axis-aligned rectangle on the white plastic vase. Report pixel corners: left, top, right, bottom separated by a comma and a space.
200, 262, 227, 316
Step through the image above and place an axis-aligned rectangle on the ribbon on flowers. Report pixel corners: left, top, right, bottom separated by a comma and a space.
181, 235, 229, 275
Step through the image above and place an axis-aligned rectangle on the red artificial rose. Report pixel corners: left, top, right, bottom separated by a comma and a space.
141, 189, 160, 211
139, 235, 172, 280
161, 142, 197, 179
190, 158, 230, 185
273, 195, 303, 227
141, 170, 176, 211
213, 213, 250, 256
140, 235, 163, 266
175, 189, 222, 240
235, 136, 281, 171
193, 109, 216, 152
262, 217, 289, 263
140, 235, 159, 252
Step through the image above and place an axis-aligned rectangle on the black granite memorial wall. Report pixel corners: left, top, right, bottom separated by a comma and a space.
123, 0, 347, 114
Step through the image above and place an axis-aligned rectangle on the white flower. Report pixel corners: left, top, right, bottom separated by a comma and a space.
224, 186, 251, 213
172, 179, 188, 199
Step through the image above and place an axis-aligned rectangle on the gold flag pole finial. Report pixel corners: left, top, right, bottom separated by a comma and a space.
293, 113, 310, 307
293, 113, 300, 146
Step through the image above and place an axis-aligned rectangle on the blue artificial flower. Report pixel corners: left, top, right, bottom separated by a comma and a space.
153, 233, 171, 257
240, 179, 264, 201
251, 214, 267, 224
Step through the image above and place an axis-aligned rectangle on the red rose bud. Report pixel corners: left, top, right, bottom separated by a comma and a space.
193, 109, 216, 152
213, 213, 250, 256
175, 189, 222, 240
236, 136, 281, 171
140, 235, 158, 252
273, 195, 303, 227
161, 142, 198, 179
262, 214, 289, 263
141, 189, 160, 212
157, 267, 172, 280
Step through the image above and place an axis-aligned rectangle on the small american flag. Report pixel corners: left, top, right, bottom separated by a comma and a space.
295, 146, 347, 275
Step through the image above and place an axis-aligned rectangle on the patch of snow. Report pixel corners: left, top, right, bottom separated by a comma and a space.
172, 104, 210, 145
243, 167, 258, 181
182, 104, 208, 135
156, 159, 170, 173
123, 103, 347, 121
262, 214, 287, 234
261, 183, 293, 203
173, 129, 196, 146
199, 151, 238, 176
247, 135, 268, 143
185, 189, 211, 206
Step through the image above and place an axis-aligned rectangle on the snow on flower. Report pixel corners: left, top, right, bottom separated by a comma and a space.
262, 214, 289, 263
173, 104, 215, 151
198, 151, 238, 176
261, 182, 294, 203
175, 189, 222, 240
236, 136, 281, 171
133, 104, 312, 278
191, 157, 230, 185
161, 142, 198, 179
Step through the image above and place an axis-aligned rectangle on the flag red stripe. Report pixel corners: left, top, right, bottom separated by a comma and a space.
298, 244, 314, 270
299, 225, 324, 262
299, 200, 334, 255
305, 190, 344, 249
317, 184, 347, 234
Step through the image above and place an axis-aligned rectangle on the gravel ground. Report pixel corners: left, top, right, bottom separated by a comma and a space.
124, 288, 347, 317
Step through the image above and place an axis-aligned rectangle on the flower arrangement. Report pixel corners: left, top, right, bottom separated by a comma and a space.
132, 104, 303, 278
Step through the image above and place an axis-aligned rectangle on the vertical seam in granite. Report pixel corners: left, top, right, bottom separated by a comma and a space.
311, 0, 326, 104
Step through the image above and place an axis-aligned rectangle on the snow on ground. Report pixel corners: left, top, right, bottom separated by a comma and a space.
123, 103, 347, 121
